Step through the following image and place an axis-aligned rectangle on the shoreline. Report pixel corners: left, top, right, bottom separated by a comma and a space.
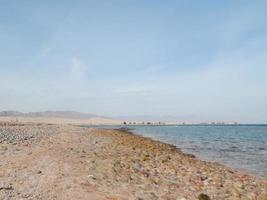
101, 126, 267, 179
90, 128, 267, 199
113, 127, 265, 180
114, 127, 197, 158
0, 122, 266, 199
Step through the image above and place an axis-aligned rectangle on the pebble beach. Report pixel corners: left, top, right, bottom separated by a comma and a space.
0, 122, 266, 200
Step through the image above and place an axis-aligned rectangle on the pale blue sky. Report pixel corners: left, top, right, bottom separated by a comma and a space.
0, 1, 267, 123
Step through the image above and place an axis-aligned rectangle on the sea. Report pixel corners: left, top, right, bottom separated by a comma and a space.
87, 124, 267, 178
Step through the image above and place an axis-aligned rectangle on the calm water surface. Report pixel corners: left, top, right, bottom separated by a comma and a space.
89, 125, 267, 178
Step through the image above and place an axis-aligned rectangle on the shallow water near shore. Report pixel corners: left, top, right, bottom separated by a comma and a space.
88, 124, 267, 178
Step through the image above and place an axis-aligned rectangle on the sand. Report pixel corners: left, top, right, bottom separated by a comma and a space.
0, 122, 266, 200
0, 116, 122, 125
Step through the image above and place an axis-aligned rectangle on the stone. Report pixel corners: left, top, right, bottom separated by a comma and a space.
258, 193, 267, 200
0, 186, 13, 191
88, 174, 96, 180
150, 192, 158, 200
198, 193, 211, 200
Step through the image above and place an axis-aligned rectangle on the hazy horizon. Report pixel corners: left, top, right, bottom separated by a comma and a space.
1, 1, 267, 123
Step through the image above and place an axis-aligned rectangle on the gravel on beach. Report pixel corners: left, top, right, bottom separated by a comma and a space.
0, 122, 63, 145
0, 122, 266, 200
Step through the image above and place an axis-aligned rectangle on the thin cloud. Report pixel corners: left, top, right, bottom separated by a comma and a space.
28, 46, 51, 67
70, 58, 87, 80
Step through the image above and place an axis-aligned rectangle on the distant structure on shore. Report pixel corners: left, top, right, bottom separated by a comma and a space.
122, 121, 239, 126
175, 121, 240, 125
122, 121, 166, 126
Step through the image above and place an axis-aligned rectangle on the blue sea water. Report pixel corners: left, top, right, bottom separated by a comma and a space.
89, 125, 267, 178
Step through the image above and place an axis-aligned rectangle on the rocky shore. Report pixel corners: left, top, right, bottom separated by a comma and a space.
0, 122, 266, 199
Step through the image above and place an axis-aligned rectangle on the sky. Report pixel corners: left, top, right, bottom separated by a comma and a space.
0, 0, 267, 123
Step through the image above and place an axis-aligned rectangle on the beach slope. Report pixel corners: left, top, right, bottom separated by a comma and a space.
0, 122, 266, 199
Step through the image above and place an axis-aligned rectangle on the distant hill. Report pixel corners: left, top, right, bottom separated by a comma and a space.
0, 111, 24, 117
0, 110, 98, 119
